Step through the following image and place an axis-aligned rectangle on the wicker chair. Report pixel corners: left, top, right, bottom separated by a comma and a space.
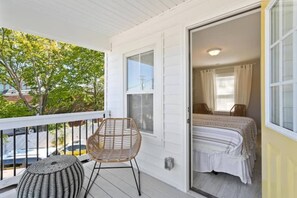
85, 118, 142, 197
230, 104, 247, 116
193, 103, 213, 114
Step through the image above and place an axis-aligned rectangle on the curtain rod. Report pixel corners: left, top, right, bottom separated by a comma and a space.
198, 63, 256, 70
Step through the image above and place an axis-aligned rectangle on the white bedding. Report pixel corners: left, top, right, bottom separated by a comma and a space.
192, 114, 257, 184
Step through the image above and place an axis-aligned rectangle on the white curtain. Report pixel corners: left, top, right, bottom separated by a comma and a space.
234, 64, 253, 107
200, 69, 216, 111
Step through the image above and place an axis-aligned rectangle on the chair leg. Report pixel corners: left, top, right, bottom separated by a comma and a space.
85, 162, 101, 198
134, 158, 141, 194
130, 160, 141, 196
96, 162, 102, 176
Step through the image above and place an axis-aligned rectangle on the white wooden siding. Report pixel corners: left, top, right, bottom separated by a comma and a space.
107, 0, 260, 192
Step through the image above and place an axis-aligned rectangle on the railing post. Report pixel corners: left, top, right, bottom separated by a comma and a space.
79, 123, 82, 156
92, 119, 94, 134
55, 124, 58, 155
72, 125, 74, 156
0, 130, 3, 180
13, 129, 16, 176
86, 120, 88, 140
64, 123, 66, 157
46, 125, 49, 157
25, 127, 28, 168
37, 126, 39, 161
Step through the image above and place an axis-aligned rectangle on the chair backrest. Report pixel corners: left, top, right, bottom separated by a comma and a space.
193, 103, 213, 114
87, 118, 142, 162
230, 104, 247, 116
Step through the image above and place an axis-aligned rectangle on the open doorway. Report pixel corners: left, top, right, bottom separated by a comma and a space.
189, 9, 261, 198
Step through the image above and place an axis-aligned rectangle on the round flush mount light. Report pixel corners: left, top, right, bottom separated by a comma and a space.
207, 48, 222, 56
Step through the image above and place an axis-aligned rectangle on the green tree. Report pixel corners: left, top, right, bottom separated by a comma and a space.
66, 46, 105, 111
0, 95, 34, 118
0, 28, 33, 111
0, 27, 104, 116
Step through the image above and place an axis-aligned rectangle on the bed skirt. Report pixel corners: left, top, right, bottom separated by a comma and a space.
193, 149, 256, 184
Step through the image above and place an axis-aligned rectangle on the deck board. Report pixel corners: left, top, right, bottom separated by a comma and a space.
0, 161, 199, 198
84, 162, 151, 198
101, 163, 195, 198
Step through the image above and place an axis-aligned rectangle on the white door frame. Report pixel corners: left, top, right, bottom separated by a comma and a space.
184, 4, 261, 195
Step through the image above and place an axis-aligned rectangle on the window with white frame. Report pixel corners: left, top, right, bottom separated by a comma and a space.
215, 72, 235, 111
266, 0, 297, 135
126, 50, 154, 133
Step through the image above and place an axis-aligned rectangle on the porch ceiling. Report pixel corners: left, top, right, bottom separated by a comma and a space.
0, 0, 187, 51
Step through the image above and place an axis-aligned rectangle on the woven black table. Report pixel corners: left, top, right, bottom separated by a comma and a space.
17, 155, 84, 198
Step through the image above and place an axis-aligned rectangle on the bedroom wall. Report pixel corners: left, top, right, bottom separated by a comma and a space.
106, 0, 260, 192
193, 59, 261, 129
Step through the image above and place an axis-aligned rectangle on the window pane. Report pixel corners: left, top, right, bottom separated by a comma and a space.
127, 51, 154, 92
271, 2, 280, 44
283, 34, 293, 81
283, 0, 294, 35
216, 95, 234, 111
215, 75, 234, 111
128, 94, 153, 133
140, 51, 154, 90
271, 86, 280, 125
283, 84, 293, 130
271, 44, 279, 83
127, 54, 140, 91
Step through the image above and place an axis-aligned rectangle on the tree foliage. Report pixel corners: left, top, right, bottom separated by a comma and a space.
0, 27, 104, 116
0, 95, 34, 118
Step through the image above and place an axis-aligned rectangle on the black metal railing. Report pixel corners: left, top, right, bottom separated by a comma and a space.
0, 111, 109, 181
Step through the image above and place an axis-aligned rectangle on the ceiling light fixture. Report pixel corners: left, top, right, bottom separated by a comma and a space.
207, 48, 221, 56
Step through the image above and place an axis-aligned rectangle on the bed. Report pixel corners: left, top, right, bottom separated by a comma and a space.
192, 114, 257, 184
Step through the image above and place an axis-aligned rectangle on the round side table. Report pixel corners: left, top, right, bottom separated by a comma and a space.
17, 155, 84, 198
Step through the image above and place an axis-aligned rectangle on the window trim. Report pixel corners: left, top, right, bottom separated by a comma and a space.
123, 42, 163, 139
265, 0, 297, 141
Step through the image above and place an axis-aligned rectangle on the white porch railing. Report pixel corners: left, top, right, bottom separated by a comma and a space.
0, 110, 110, 181
0, 111, 110, 130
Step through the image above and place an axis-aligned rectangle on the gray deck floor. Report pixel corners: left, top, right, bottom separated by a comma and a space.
0, 161, 200, 198
81, 161, 198, 198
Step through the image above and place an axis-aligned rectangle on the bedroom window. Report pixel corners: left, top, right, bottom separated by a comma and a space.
215, 72, 235, 111
266, 0, 297, 137
126, 50, 154, 133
